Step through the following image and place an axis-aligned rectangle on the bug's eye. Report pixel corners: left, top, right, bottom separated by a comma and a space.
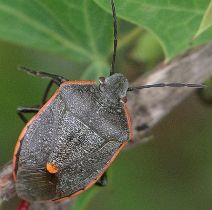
99, 77, 105, 84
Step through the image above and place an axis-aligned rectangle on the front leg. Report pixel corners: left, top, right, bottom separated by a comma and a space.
18, 66, 67, 86
17, 106, 40, 124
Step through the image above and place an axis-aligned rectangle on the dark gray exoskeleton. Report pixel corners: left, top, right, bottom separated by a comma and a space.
14, 73, 132, 201
13, 0, 133, 202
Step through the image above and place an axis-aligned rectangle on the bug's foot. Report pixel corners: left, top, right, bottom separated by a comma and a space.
96, 173, 107, 187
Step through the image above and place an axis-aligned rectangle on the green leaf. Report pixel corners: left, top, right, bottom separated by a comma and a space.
131, 31, 164, 70
0, 0, 112, 63
193, 24, 212, 46
81, 61, 109, 80
94, 0, 211, 60
195, 0, 212, 38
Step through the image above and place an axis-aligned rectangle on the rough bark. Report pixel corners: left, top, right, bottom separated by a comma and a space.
0, 43, 212, 209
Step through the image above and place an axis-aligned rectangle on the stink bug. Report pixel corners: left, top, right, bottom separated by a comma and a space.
13, 0, 203, 202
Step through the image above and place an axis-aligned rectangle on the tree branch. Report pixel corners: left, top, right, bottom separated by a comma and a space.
127, 43, 212, 147
0, 43, 212, 209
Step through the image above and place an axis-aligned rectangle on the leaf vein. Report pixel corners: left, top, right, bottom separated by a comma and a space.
0, 2, 91, 60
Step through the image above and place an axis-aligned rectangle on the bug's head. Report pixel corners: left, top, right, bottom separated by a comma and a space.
99, 73, 128, 103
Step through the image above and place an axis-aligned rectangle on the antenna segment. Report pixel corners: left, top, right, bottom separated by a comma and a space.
128, 83, 204, 91
110, 0, 117, 76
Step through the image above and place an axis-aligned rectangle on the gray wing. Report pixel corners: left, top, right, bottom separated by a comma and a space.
16, 94, 65, 201
47, 111, 123, 199
16, 84, 129, 201
16, 164, 57, 201
16, 98, 123, 201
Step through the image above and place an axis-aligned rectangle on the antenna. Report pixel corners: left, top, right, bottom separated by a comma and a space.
110, 0, 117, 76
128, 83, 204, 91
108, 1, 204, 91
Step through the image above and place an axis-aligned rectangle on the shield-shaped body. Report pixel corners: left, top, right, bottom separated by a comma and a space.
13, 80, 131, 201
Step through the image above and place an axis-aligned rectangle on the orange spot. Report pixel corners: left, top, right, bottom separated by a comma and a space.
46, 163, 59, 174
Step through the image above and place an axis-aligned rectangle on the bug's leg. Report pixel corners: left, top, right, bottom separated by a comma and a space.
17, 69, 62, 123
18, 66, 68, 86
41, 80, 54, 105
17, 107, 40, 124
96, 172, 108, 187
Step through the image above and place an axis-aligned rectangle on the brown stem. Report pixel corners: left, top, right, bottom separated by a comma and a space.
127, 43, 212, 147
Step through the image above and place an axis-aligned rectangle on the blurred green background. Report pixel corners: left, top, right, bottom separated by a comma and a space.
0, 0, 212, 209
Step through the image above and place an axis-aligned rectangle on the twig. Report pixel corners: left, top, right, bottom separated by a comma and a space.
29, 199, 74, 210
0, 161, 15, 201
0, 43, 212, 209
127, 43, 212, 146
